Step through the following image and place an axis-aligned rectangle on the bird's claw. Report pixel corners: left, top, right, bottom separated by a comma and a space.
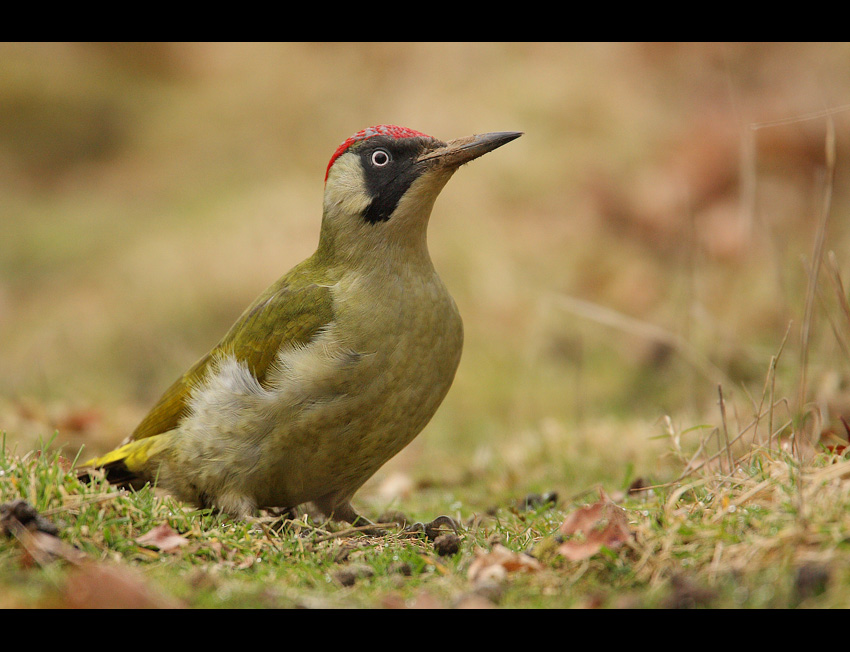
402, 514, 459, 540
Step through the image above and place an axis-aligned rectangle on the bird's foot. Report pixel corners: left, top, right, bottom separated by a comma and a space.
401, 514, 459, 540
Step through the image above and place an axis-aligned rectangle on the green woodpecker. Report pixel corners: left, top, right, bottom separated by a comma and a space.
83, 125, 522, 524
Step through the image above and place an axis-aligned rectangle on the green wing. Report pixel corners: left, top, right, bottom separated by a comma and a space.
130, 271, 334, 441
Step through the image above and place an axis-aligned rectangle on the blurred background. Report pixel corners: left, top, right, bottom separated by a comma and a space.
2, 43, 850, 493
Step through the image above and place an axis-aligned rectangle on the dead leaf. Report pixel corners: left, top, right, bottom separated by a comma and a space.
1, 499, 86, 566
409, 590, 446, 609
454, 594, 498, 609
61, 562, 183, 608
1, 499, 59, 537
136, 523, 188, 552
16, 527, 87, 567
54, 407, 103, 433
467, 544, 543, 583
557, 492, 633, 561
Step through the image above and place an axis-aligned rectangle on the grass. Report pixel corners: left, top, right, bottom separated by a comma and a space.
2, 435, 549, 608
4, 376, 850, 609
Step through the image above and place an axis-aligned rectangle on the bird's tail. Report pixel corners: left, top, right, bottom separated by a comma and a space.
78, 435, 169, 489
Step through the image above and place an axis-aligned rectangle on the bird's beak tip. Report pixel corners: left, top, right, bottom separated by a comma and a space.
419, 130, 523, 168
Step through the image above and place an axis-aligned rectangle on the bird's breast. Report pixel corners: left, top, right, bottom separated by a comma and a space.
286, 269, 462, 453
212, 269, 464, 508
332, 268, 463, 383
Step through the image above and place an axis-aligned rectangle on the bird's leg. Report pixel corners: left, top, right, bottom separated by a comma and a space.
315, 499, 387, 536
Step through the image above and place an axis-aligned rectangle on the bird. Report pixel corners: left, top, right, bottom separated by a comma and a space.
82, 124, 522, 526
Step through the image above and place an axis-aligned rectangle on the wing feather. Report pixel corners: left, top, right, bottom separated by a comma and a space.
130, 276, 334, 441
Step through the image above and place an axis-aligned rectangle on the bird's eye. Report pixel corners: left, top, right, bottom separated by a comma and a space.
371, 149, 391, 167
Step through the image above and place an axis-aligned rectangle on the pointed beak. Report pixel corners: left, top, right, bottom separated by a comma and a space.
418, 131, 523, 169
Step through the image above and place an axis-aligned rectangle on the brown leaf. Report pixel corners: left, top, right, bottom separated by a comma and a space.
409, 590, 446, 609
54, 407, 103, 433
1, 499, 59, 537
454, 594, 498, 609
136, 523, 188, 553
557, 492, 633, 561
467, 544, 543, 583
1, 499, 86, 566
61, 562, 183, 609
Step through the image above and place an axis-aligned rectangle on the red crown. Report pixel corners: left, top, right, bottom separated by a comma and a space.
325, 125, 431, 182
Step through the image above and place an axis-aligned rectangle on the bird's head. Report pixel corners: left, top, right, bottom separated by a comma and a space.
318, 125, 521, 268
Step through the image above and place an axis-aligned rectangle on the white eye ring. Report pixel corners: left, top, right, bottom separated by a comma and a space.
371, 149, 391, 166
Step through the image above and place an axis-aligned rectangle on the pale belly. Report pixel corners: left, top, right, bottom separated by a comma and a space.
172, 276, 463, 513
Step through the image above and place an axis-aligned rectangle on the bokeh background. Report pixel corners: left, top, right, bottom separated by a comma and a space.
3, 43, 850, 496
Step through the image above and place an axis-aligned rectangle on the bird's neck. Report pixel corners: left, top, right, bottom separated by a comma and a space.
315, 213, 435, 281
